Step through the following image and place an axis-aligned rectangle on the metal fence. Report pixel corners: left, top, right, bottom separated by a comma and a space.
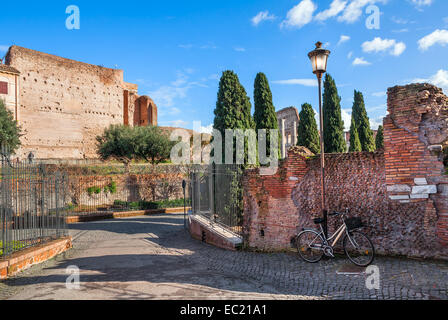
0, 146, 68, 257
191, 164, 244, 235
48, 164, 192, 216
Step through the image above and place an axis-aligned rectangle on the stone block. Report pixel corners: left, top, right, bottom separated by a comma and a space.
410, 194, 429, 199
389, 195, 410, 200
387, 185, 411, 193
414, 178, 428, 185
411, 185, 437, 195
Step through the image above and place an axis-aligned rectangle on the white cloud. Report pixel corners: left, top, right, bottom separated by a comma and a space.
413, 69, 448, 93
178, 44, 193, 49
199, 124, 214, 134
338, 35, 350, 45
251, 11, 276, 26
338, 0, 387, 23
362, 37, 406, 56
341, 109, 352, 131
272, 79, 317, 87
372, 91, 386, 97
315, 0, 347, 21
347, 51, 353, 59
353, 57, 371, 66
159, 120, 189, 128
234, 47, 246, 52
392, 28, 409, 33
410, 0, 433, 7
149, 70, 206, 108
370, 116, 385, 130
391, 16, 409, 25
418, 29, 448, 51
281, 0, 316, 29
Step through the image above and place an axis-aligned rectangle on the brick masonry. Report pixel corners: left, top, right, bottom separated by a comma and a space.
0, 237, 72, 279
243, 83, 448, 259
4, 46, 157, 159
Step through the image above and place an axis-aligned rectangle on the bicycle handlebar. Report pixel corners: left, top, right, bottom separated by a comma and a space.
329, 208, 350, 217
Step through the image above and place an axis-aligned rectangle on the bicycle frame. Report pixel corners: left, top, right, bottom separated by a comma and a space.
305, 216, 358, 249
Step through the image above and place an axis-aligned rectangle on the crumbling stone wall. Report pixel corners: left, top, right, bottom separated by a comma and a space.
243, 83, 448, 259
4, 46, 143, 159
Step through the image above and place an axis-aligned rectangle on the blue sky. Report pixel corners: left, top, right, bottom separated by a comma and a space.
1, 0, 447, 132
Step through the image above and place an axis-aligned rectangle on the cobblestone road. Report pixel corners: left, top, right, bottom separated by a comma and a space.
1, 213, 447, 300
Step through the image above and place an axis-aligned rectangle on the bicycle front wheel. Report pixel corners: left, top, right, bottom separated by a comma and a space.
296, 230, 325, 263
343, 230, 375, 267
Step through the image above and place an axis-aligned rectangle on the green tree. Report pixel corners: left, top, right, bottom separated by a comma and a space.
352, 90, 375, 152
297, 103, 320, 154
0, 99, 21, 154
134, 125, 175, 165
322, 74, 346, 153
213, 70, 255, 165
253, 72, 280, 157
349, 117, 362, 152
375, 125, 384, 151
96, 125, 174, 171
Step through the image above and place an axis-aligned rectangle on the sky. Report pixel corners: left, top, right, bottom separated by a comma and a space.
1, 0, 447, 133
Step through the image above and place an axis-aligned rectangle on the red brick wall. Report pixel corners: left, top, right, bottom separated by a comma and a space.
242, 83, 448, 259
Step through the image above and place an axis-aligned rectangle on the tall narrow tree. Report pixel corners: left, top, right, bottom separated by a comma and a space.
297, 103, 320, 154
322, 74, 346, 153
253, 72, 279, 158
352, 90, 375, 152
375, 125, 384, 151
349, 117, 362, 152
213, 70, 255, 164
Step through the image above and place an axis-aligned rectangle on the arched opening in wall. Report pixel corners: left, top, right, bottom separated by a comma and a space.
133, 99, 140, 126
123, 90, 129, 126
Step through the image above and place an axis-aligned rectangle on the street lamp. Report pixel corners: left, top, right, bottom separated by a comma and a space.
308, 41, 330, 238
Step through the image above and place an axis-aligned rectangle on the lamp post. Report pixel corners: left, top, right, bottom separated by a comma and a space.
308, 41, 330, 238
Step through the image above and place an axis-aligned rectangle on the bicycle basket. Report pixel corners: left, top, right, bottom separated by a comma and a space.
345, 217, 364, 231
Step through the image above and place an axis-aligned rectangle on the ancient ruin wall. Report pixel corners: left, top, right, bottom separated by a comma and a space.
243, 83, 448, 259
5, 46, 135, 159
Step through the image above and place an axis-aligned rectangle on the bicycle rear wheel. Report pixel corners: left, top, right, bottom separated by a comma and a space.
343, 230, 375, 267
296, 230, 325, 263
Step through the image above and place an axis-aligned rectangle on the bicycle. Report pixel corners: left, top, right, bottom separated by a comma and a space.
296, 209, 375, 267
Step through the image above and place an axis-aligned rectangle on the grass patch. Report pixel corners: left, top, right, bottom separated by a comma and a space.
0, 241, 26, 256
113, 198, 191, 210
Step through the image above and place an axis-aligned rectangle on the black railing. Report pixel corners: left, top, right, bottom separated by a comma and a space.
0, 146, 68, 257
191, 164, 244, 235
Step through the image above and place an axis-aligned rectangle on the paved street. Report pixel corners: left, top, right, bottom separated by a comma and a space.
1, 213, 447, 300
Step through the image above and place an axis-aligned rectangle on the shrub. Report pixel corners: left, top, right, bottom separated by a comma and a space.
104, 181, 117, 194
87, 186, 102, 196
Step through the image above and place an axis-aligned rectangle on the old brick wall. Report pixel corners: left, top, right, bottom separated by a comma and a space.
243, 83, 448, 259
5, 46, 140, 159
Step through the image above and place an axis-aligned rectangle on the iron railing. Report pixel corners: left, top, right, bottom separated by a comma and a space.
191, 164, 244, 235
49, 164, 191, 216
0, 146, 68, 257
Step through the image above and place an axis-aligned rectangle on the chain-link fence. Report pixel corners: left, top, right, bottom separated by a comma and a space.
0, 146, 68, 257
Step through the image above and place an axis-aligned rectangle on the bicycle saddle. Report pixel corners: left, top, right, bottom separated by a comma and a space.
313, 217, 325, 225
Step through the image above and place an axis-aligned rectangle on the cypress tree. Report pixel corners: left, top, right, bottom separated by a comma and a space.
253, 72, 279, 158
352, 90, 375, 152
297, 103, 320, 154
349, 117, 362, 152
213, 70, 255, 164
322, 74, 346, 153
375, 125, 384, 151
